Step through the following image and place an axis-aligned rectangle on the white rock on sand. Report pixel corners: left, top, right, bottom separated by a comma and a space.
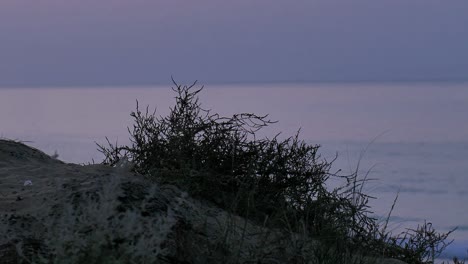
0, 139, 407, 264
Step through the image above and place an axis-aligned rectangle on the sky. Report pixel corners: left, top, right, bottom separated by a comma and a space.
0, 0, 467, 87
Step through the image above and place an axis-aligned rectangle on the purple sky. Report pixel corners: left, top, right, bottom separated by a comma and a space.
1, 0, 467, 87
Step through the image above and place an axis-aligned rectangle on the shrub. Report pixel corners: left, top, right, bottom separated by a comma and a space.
98, 80, 457, 263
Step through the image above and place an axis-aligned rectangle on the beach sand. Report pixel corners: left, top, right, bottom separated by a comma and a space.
0, 139, 407, 264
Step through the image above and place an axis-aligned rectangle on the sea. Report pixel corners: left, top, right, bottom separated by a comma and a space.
1, 82, 467, 262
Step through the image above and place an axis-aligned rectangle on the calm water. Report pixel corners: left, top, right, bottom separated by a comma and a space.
1, 82, 467, 260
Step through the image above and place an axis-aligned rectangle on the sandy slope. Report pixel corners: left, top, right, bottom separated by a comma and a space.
0, 139, 406, 264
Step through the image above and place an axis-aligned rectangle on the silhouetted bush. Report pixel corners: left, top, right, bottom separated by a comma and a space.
98, 80, 457, 263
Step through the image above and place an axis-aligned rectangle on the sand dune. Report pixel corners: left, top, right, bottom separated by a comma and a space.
0, 139, 406, 263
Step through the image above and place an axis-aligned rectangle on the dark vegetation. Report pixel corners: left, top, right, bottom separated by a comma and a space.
97, 80, 459, 264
